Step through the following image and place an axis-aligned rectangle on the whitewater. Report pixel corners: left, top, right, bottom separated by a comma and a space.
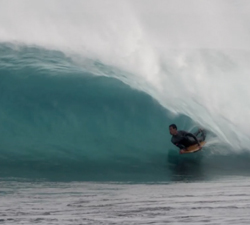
1, 0, 250, 224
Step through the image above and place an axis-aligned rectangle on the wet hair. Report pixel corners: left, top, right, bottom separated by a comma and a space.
169, 124, 177, 129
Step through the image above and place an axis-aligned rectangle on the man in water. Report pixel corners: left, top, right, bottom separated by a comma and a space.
169, 124, 205, 154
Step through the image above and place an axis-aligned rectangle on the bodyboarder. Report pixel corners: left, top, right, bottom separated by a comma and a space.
169, 124, 206, 154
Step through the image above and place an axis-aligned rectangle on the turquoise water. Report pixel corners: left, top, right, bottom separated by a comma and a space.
1, 45, 250, 183
0, 44, 189, 181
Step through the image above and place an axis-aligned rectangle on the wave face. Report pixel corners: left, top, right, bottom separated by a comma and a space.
1, 45, 250, 182
0, 45, 188, 181
1, 1, 250, 181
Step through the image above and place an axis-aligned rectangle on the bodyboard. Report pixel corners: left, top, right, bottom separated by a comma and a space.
182, 141, 206, 154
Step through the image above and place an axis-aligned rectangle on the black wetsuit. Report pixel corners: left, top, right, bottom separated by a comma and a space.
171, 130, 203, 149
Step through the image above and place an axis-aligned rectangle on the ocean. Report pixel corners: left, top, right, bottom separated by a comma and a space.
2, 178, 250, 224
1, 1, 250, 224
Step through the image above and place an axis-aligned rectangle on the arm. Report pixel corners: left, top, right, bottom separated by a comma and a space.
171, 138, 186, 150
185, 133, 200, 146
175, 143, 186, 150
174, 142, 187, 154
179, 130, 199, 144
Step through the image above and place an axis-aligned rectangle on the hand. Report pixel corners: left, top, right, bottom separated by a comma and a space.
179, 149, 186, 154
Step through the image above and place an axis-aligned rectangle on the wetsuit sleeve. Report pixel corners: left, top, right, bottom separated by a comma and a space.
179, 130, 188, 135
171, 139, 186, 150
175, 143, 186, 149
185, 133, 200, 144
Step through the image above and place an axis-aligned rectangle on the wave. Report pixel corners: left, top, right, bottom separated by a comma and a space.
0, 44, 186, 181
1, 0, 250, 182
1, 1, 250, 150
1, 44, 250, 182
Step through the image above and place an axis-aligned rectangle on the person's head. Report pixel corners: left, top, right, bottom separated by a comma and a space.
169, 124, 178, 135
